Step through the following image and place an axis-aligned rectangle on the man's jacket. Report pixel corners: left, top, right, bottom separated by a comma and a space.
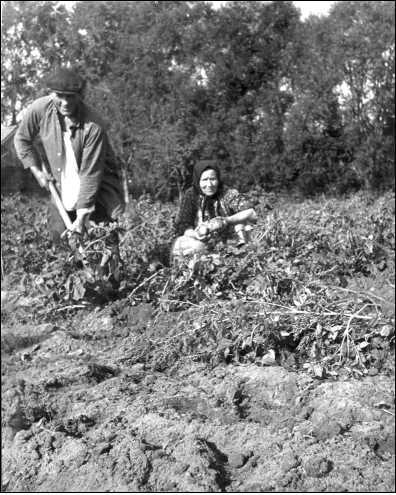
14, 95, 125, 219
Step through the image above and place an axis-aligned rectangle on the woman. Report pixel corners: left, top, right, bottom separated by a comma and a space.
172, 160, 257, 257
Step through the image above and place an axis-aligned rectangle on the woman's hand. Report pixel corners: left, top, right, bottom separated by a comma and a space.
206, 217, 228, 232
187, 216, 229, 242
185, 228, 205, 240
194, 224, 210, 240
194, 217, 228, 240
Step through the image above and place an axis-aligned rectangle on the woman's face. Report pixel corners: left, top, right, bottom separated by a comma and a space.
199, 168, 219, 197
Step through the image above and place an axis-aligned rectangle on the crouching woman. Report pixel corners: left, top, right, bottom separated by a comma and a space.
172, 160, 257, 258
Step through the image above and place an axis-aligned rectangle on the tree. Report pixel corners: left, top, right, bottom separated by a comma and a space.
281, 1, 394, 193
171, 1, 302, 189
328, 1, 395, 189
66, 1, 206, 198
1, 1, 71, 124
2, 0, 393, 195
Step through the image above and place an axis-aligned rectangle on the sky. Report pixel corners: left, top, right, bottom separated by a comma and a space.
209, 1, 337, 18
290, 1, 336, 19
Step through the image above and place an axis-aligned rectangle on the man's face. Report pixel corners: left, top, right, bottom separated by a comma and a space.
52, 92, 80, 117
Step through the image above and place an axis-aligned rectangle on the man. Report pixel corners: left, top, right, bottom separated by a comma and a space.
14, 67, 125, 240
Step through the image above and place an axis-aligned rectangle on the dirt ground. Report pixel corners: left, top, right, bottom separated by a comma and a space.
1, 303, 395, 493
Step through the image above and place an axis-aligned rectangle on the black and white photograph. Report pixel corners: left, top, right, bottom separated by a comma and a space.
1, 1, 394, 492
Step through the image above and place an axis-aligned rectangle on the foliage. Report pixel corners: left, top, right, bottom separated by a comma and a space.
2, 190, 394, 379
1, 194, 123, 314
282, 1, 395, 194
1, 1, 72, 124
1, 1, 394, 195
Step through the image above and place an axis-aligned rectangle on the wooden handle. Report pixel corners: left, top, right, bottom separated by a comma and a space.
48, 181, 73, 230
40, 162, 73, 230
121, 167, 129, 204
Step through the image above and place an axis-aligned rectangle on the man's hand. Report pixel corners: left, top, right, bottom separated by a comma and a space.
30, 165, 52, 189
70, 217, 85, 234
70, 208, 93, 234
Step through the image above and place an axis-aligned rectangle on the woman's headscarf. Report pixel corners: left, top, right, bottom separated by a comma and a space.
192, 160, 224, 221
174, 159, 225, 236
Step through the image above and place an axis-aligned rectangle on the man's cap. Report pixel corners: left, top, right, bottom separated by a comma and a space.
45, 68, 86, 94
